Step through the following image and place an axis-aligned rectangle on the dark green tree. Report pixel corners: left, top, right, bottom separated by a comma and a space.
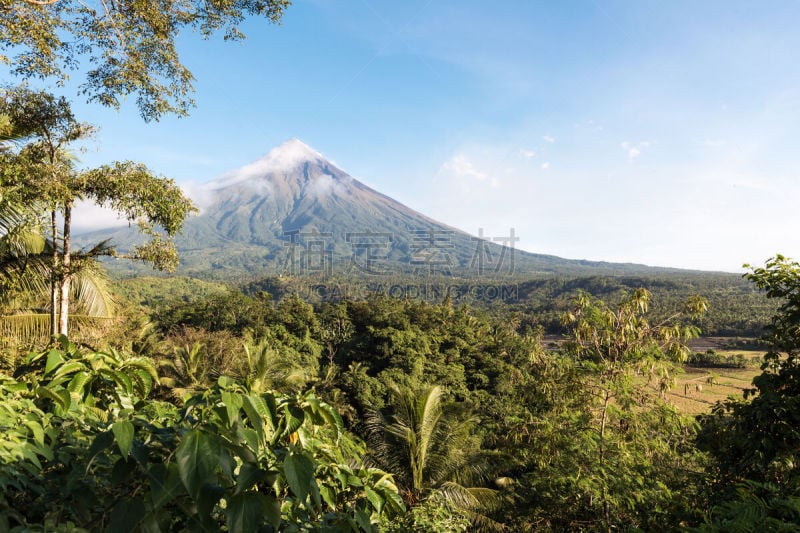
697, 255, 800, 530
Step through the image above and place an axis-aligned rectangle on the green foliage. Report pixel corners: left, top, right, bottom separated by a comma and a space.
687, 349, 751, 369
514, 274, 773, 338
0, 343, 404, 531
382, 497, 470, 532
116, 276, 230, 308
693, 480, 800, 532
80, 162, 197, 271
698, 256, 800, 529
16, 276, 779, 530
509, 289, 709, 531
365, 383, 506, 530
156, 289, 277, 336
1, 0, 291, 121
0, 88, 196, 338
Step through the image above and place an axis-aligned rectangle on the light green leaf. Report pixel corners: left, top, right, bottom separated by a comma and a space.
44, 349, 64, 374
112, 420, 135, 457
364, 486, 383, 513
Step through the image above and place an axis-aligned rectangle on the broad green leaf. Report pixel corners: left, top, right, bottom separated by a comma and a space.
44, 349, 64, 374
238, 427, 260, 456
283, 404, 305, 436
364, 486, 383, 513
112, 420, 135, 457
241, 397, 265, 444
354, 508, 371, 531
100, 368, 133, 395
88, 430, 114, 462
226, 491, 267, 533
52, 360, 86, 378
107, 498, 146, 533
284, 450, 315, 503
234, 462, 265, 496
149, 463, 183, 509
130, 369, 154, 398
263, 492, 281, 529
176, 430, 220, 499
320, 484, 337, 510
197, 483, 225, 521
67, 370, 92, 395
244, 394, 271, 419
23, 420, 44, 447
36, 385, 70, 412
382, 487, 405, 514
317, 403, 344, 440
221, 390, 243, 427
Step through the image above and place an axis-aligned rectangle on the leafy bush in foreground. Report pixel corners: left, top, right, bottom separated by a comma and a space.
0, 338, 403, 532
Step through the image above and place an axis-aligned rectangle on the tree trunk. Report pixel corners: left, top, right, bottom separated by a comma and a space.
58, 201, 72, 336
599, 387, 612, 533
50, 208, 59, 341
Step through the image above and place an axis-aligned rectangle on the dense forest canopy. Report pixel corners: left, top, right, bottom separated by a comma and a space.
1, 255, 798, 530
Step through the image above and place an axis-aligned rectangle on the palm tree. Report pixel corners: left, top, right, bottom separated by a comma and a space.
0, 98, 111, 341
239, 338, 310, 393
364, 384, 507, 530
158, 341, 209, 399
0, 205, 116, 349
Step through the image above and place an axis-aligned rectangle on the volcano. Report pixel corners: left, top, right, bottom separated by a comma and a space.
83, 139, 684, 278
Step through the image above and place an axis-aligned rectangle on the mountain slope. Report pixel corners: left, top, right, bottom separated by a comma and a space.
80, 139, 693, 279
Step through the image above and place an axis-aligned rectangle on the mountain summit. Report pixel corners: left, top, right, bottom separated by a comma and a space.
196, 139, 447, 255
209, 138, 324, 190
85, 140, 683, 278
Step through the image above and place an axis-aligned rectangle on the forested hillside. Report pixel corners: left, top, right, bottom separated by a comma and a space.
3, 256, 799, 530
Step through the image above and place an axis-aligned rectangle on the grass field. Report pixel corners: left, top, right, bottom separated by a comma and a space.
667, 364, 761, 416
546, 335, 766, 415
653, 339, 765, 416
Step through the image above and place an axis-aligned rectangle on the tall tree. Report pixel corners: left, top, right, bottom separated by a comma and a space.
1, 0, 291, 121
541, 288, 708, 531
0, 89, 86, 337
1, 88, 195, 337
697, 255, 800, 529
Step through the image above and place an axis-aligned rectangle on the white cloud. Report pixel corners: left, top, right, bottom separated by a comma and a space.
543, 135, 555, 143
71, 200, 131, 233
519, 148, 536, 159
541, 162, 550, 170
209, 138, 320, 189
621, 140, 652, 160
308, 173, 345, 196
439, 154, 489, 181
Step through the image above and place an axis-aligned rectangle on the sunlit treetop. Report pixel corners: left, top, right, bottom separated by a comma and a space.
0, 0, 291, 121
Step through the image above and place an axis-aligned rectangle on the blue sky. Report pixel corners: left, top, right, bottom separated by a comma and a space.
48, 0, 800, 272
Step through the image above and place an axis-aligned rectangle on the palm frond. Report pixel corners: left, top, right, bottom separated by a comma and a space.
0, 313, 115, 344
69, 259, 116, 317
241, 339, 310, 393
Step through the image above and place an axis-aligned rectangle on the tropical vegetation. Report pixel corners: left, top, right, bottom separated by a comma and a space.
2, 5, 800, 530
